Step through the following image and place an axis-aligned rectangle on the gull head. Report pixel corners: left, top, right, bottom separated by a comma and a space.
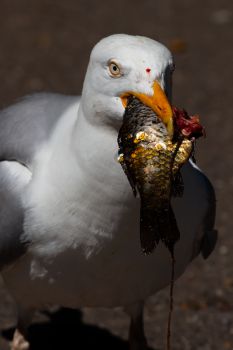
81, 34, 174, 135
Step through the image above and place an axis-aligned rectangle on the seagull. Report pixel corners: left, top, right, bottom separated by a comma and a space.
0, 34, 217, 350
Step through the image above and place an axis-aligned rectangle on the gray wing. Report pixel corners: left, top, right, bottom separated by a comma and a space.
189, 163, 218, 260
200, 174, 218, 259
0, 93, 79, 269
0, 93, 78, 167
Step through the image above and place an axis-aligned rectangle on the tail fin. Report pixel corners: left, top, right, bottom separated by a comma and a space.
140, 202, 180, 255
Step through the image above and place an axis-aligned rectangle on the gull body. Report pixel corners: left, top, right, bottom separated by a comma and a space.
0, 34, 216, 349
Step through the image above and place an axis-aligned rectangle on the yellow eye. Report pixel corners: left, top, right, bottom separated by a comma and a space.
108, 61, 121, 77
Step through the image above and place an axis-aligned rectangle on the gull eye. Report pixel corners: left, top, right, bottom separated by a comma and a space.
108, 61, 122, 77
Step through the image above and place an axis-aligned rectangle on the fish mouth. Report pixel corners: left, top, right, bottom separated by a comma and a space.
120, 81, 173, 137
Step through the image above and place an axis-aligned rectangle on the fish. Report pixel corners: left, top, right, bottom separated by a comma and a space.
118, 96, 205, 350
118, 96, 204, 255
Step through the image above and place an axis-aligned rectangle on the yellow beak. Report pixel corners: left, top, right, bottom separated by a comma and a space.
121, 81, 173, 137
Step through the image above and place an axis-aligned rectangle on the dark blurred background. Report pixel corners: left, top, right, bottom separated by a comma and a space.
0, 0, 232, 349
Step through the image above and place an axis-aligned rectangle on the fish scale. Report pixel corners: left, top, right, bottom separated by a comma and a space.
118, 96, 193, 255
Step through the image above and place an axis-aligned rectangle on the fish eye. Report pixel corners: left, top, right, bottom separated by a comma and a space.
108, 60, 122, 78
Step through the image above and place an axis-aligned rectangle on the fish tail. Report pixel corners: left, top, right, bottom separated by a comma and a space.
160, 204, 180, 254
140, 201, 180, 255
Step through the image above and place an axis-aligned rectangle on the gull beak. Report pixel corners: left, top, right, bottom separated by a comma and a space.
121, 81, 173, 137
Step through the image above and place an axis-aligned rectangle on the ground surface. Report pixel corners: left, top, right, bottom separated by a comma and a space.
0, 0, 232, 349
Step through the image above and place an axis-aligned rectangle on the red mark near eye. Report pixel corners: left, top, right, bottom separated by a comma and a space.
146, 68, 151, 73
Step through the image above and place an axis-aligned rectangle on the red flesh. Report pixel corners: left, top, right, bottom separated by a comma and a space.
173, 107, 205, 140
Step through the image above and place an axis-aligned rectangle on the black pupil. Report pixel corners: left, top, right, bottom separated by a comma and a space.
113, 65, 117, 71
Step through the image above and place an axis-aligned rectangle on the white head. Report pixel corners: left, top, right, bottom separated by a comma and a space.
81, 34, 174, 134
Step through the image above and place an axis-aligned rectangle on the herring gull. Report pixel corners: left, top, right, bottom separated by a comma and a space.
0, 34, 217, 350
